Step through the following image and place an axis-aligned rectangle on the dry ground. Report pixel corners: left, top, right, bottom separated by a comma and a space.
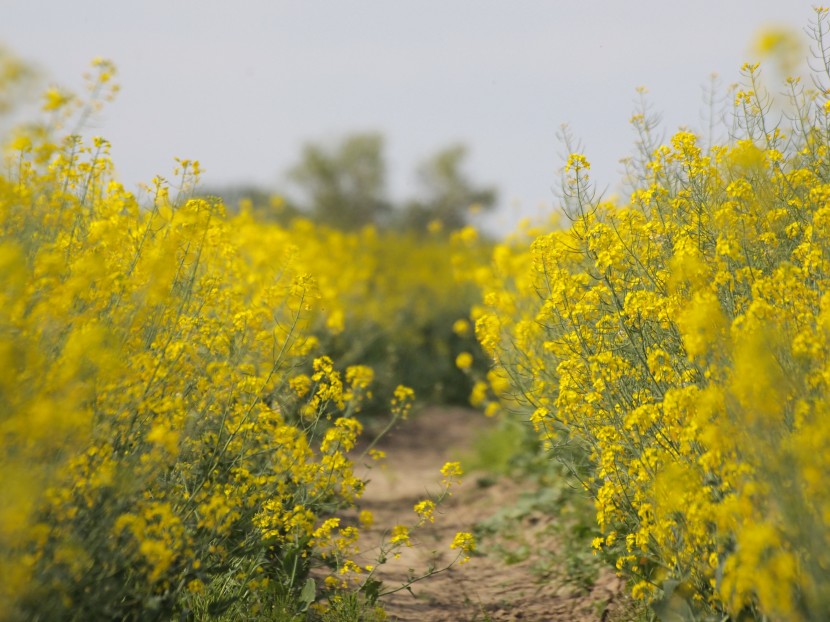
352, 407, 632, 622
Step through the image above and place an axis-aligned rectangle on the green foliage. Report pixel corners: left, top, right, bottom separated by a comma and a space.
473, 453, 603, 592
401, 144, 497, 231
288, 133, 392, 230
462, 413, 605, 591
319, 593, 388, 622
462, 417, 526, 476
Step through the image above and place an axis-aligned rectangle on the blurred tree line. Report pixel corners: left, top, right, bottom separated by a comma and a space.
205, 132, 497, 232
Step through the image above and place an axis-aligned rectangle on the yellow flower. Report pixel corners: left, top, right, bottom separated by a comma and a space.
146, 423, 179, 457
42, 87, 71, 112
391, 384, 415, 419
752, 25, 805, 75
450, 531, 475, 563
565, 153, 591, 173
455, 351, 474, 370
187, 579, 204, 594
440, 461, 463, 488
414, 500, 436, 524
389, 525, 411, 546
452, 318, 470, 336
440, 461, 463, 479
290, 374, 312, 398
345, 365, 374, 389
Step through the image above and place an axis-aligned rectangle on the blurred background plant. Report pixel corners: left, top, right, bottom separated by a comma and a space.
200, 131, 497, 417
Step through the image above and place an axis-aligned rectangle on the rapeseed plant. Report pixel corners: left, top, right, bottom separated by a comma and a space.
469, 8, 830, 621
0, 54, 475, 621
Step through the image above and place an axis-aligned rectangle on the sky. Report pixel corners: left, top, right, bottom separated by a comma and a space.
1, 0, 817, 232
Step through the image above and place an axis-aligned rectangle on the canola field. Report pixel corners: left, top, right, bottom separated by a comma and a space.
3, 11, 830, 622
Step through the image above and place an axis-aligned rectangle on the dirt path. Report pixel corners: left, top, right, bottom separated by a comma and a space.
353, 406, 629, 622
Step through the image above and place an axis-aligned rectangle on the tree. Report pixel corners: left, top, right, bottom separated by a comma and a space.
400, 144, 497, 232
287, 133, 391, 230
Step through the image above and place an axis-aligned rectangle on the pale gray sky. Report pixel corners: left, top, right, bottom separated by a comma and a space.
2, 1, 815, 230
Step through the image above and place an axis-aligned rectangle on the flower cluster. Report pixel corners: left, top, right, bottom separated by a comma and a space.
468, 9, 830, 620
0, 57, 473, 620
248, 213, 489, 413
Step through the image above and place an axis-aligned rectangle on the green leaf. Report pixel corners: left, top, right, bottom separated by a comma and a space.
360, 579, 384, 605
207, 596, 239, 616
299, 577, 316, 612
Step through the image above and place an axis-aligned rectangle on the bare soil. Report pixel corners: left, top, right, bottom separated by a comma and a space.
353, 406, 631, 622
